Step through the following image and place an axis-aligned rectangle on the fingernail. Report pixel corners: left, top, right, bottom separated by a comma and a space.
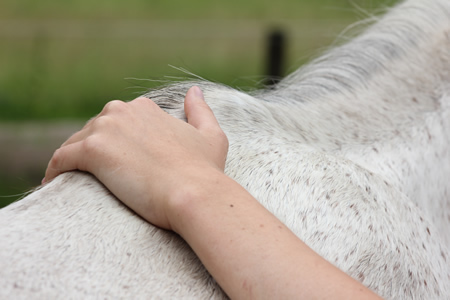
191, 86, 204, 99
41, 177, 46, 184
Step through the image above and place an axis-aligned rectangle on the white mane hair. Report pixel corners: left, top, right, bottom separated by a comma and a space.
1, 0, 449, 298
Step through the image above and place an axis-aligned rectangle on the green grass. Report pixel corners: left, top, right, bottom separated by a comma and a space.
0, 35, 268, 120
0, 28, 330, 120
1, 0, 396, 20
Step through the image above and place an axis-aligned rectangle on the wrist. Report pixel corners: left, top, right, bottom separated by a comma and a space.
165, 167, 231, 235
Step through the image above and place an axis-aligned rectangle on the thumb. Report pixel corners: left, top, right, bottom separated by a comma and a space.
184, 86, 220, 131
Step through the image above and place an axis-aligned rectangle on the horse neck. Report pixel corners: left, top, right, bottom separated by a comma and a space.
264, 0, 450, 106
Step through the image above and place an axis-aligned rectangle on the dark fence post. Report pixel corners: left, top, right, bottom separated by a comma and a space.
264, 29, 287, 87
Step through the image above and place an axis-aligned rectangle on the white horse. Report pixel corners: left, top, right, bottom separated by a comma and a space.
1, 0, 449, 298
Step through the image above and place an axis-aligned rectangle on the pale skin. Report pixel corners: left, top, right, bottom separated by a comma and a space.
44, 86, 382, 299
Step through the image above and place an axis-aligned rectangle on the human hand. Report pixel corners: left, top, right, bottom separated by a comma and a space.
43, 86, 229, 230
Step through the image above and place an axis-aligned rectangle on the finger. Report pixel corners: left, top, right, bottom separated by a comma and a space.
60, 115, 98, 147
61, 127, 89, 148
61, 111, 120, 148
61, 98, 126, 148
44, 141, 87, 183
184, 86, 229, 169
184, 86, 221, 131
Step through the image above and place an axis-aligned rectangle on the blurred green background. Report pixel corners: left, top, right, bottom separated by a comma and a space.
0, 0, 397, 207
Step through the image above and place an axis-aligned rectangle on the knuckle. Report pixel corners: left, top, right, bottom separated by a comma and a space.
91, 115, 113, 130
212, 128, 229, 150
132, 96, 157, 109
102, 100, 127, 114
82, 135, 102, 156
134, 96, 150, 103
219, 130, 229, 150
49, 148, 63, 168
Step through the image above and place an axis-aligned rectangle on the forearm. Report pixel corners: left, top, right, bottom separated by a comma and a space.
168, 169, 381, 299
